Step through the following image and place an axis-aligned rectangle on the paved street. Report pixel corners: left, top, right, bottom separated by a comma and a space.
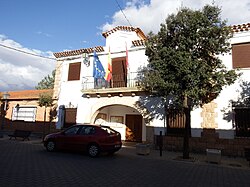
0, 138, 250, 187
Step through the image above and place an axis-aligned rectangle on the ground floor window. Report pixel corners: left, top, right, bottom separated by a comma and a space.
12, 106, 37, 122
166, 109, 191, 136
234, 107, 250, 137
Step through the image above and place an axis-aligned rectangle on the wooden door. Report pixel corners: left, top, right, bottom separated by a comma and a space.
64, 108, 77, 128
112, 57, 127, 88
125, 115, 142, 142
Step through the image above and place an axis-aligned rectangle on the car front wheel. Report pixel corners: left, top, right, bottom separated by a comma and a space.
88, 144, 100, 157
46, 140, 56, 152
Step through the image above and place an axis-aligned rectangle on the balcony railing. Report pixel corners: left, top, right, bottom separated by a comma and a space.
81, 72, 141, 90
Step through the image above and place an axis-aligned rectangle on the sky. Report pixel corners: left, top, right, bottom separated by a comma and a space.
0, 0, 250, 92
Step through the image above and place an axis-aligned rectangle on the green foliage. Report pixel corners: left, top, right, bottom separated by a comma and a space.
38, 92, 54, 108
36, 70, 55, 90
141, 5, 240, 109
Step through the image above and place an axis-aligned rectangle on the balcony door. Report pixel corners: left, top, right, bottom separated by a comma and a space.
112, 57, 127, 88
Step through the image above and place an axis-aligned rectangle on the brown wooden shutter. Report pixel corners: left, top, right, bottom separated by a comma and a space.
68, 62, 81, 81
112, 57, 127, 87
64, 108, 77, 128
232, 43, 250, 68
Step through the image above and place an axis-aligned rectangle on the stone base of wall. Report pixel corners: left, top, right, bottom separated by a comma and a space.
155, 129, 250, 157
2, 119, 57, 136
146, 126, 155, 143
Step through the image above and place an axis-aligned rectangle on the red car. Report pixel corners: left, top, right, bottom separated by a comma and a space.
43, 124, 122, 157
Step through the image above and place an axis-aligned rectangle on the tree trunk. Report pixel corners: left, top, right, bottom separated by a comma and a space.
43, 106, 47, 139
183, 96, 191, 159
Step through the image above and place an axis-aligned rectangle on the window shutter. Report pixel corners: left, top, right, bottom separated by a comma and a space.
232, 43, 250, 68
112, 57, 127, 87
68, 62, 81, 81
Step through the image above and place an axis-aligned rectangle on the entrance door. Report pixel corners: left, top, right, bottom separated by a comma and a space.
125, 115, 142, 142
64, 108, 77, 128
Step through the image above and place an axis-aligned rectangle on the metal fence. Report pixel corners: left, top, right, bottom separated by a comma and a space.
81, 72, 141, 90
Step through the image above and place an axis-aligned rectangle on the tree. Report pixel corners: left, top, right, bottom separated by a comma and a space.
36, 70, 55, 90
140, 5, 240, 159
38, 91, 54, 137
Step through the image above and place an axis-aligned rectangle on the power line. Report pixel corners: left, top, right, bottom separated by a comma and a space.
0, 43, 56, 60
115, 0, 132, 27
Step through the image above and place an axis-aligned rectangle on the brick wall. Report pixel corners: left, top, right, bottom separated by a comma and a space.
2, 118, 58, 135
155, 128, 250, 157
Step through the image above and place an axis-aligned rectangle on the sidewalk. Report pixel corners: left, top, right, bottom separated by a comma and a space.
121, 142, 250, 170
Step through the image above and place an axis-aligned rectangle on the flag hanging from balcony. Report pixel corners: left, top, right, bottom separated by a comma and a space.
105, 46, 112, 81
93, 51, 105, 79
126, 42, 129, 70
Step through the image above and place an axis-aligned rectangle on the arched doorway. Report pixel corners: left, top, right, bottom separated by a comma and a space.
92, 104, 144, 142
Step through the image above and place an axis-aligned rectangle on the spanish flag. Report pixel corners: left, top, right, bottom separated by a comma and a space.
105, 46, 112, 81
126, 42, 129, 70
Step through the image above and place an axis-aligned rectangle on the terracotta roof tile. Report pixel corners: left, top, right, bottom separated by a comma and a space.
54, 23, 250, 59
53, 26, 148, 58
3, 89, 53, 100
102, 26, 147, 40
132, 39, 145, 47
53, 46, 104, 58
232, 23, 250, 33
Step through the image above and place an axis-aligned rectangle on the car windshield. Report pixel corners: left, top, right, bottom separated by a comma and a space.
100, 126, 117, 135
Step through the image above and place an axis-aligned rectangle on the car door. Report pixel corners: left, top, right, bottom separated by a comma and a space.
77, 126, 96, 151
56, 126, 82, 151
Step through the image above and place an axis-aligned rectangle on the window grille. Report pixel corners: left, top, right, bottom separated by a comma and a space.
12, 106, 37, 122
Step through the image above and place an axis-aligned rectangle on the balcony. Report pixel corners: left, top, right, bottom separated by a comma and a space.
81, 72, 144, 97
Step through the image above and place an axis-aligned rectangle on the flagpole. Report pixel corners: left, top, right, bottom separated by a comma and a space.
125, 42, 130, 87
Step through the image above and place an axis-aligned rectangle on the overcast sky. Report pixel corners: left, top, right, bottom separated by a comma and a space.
0, 0, 249, 92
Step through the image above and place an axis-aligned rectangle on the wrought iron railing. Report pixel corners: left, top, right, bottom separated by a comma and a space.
81, 72, 141, 90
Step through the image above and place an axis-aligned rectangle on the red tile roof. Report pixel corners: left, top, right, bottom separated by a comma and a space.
3, 89, 53, 100
132, 39, 145, 47
53, 46, 104, 58
53, 26, 147, 59
232, 23, 250, 33
53, 23, 250, 59
102, 26, 147, 40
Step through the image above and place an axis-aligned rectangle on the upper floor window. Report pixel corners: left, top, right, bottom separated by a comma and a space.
232, 43, 250, 69
112, 57, 127, 88
68, 62, 81, 81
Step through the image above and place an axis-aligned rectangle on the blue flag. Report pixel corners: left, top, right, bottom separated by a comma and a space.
93, 51, 105, 79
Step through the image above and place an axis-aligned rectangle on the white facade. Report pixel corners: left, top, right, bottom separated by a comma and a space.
54, 25, 250, 142
54, 26, 164, 142
191, 28, 250, 139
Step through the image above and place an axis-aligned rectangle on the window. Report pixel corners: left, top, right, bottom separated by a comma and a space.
68, 62, 81, 81
234, 107, 250, 137
232, 43, 250, 69
80, 126, 95, 135
100, 126, 117, 135
112, 57, 127, 88
166, 109, 190, 136
12, 106, 37, 122
64, 126, 81, 135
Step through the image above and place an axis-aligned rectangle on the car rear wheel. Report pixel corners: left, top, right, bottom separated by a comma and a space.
46, 141, 56, 152
88, 144, 100, 157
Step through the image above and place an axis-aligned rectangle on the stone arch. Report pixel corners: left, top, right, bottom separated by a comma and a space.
89, 97, 151, 124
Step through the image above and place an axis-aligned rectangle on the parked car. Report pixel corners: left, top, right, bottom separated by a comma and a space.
43, 124, 122, 157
